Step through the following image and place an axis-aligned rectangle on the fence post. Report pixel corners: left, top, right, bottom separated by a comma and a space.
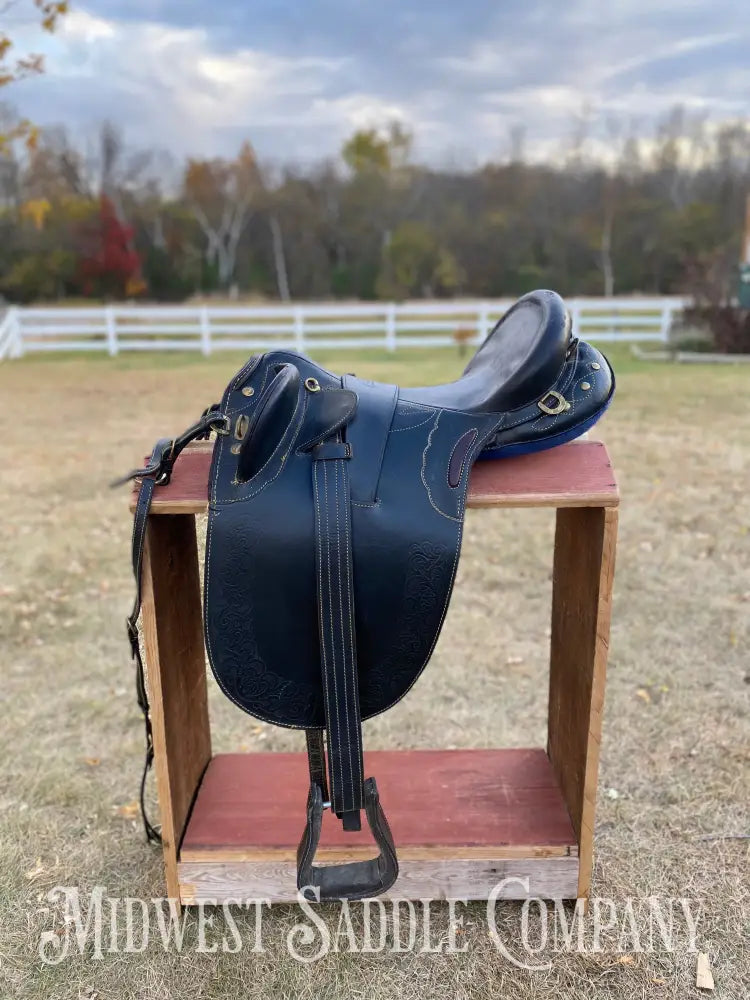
385, 303, 397, 352
478, 302, 490, 343
294, 306, 305, 352
659, 300, 672, 343
105, 306, 118, 356
200, 306, 212, 355
568, 299, 581, 338
9, 308, 23, 358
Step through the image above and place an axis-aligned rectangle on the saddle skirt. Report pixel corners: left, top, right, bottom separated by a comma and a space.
205, 353, 499, 731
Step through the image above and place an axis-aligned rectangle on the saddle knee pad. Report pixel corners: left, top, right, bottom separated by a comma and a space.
236, 363, 300, 482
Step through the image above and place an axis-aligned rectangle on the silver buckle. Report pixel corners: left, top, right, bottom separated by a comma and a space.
212, 415, 231, 436
537, 390, 570, 415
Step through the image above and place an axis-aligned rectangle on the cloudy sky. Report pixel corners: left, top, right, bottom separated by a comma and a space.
6, 1, 748, 165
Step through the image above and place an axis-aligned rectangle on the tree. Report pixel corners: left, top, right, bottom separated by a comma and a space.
76, 196, 144, 299
342, 129, 391, 174
0, 102, 748, 306
183, 142, 261, 290
377, 221, 463, 299
0, 1, 68, 149
342, 122, 412, 175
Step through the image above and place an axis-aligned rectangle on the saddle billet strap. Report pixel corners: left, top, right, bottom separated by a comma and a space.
119, 408, 226, 845
311, 439, 364, 828
304, 730, 328, 802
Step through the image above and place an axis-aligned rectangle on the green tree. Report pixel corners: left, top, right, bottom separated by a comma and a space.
377, 221, 463, 299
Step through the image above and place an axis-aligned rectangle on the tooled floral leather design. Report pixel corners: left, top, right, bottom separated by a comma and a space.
206, 543, 322, 727
360, 540, 451, 713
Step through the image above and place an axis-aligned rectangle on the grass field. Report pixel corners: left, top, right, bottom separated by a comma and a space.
0, 345, 748, 999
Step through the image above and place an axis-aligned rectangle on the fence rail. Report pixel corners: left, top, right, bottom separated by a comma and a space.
0, 297, 688, 358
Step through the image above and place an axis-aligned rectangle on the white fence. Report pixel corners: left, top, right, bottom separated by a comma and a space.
0, 297, 688, 359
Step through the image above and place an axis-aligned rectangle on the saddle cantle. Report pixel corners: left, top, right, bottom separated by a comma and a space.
120, 289, 614, 900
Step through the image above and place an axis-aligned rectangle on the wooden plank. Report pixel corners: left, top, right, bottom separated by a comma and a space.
547, 505, 618, 902
182, 844, 576, 863
469, 442, 618, 508
181, 749, 577, 858
140, 514, 212, 901
178, 857, 579, 904
130, 440, 619, 514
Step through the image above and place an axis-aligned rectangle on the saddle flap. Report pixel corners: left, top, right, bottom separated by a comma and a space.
342, 375, 398, 504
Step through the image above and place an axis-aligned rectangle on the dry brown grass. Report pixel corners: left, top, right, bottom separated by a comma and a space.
0, 347, 748, 999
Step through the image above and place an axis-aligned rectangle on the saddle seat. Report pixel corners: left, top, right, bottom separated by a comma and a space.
404, 289, 570, 412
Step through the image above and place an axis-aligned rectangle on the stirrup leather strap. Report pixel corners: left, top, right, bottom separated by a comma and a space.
311, 440, 363, 826
297, 436, 399, 897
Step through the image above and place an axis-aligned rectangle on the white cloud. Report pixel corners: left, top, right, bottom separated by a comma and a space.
61, 8, 117, 42
6, 1, 750, 165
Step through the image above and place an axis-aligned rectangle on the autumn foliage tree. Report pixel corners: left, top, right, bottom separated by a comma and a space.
0, 108, 749, 324
183, 142, 261, 289
0, 1, 68, 150
76, 197, 144, 299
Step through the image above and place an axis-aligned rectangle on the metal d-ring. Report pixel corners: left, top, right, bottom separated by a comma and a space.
537, 390, 571, 415
305, 377, 321, 393
212, 415, 231, 436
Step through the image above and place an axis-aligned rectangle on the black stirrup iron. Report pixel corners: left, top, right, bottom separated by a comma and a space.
119, 289, 615, 897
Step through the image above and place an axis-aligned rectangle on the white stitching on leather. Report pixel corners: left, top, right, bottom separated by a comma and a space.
333, 459, 356, 813
297, 389, 357, 453
420, 411, 461, 523
314, 462, 337, 803
215, 386, 305, 505
204, 508, 315, 731
222, 362, 270, 418
389, 412, 434, 433
342, 461, 365, 802
204, 360, 317, 731
323, 461, 344, 811
444, 428, 478, 489
364, 419, 499, 719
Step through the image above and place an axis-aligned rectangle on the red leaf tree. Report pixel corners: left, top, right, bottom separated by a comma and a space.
76, 196, 144, 298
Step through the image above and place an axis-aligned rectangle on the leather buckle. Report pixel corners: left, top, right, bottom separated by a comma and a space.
312, 441, 353, 461
537, 390, 571, 416
126, 619, 139, 654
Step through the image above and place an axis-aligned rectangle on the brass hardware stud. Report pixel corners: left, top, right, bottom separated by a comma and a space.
230, 444, 241, 455
241, 386, 255, 397
537, 390, 571, 415
581, 381, 591, 391
591, 362, 601, 370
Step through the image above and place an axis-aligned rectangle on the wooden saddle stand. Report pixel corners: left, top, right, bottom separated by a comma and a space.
129, 439, 617, 911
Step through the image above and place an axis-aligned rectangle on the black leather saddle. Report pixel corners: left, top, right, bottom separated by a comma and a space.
120, 289, 614, 899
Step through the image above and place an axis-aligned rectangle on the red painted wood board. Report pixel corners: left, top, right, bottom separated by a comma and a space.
132, 440, 618, 514
180, 749, 577, 858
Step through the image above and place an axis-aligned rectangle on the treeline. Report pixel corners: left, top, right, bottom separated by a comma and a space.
0, 108, 748, 303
